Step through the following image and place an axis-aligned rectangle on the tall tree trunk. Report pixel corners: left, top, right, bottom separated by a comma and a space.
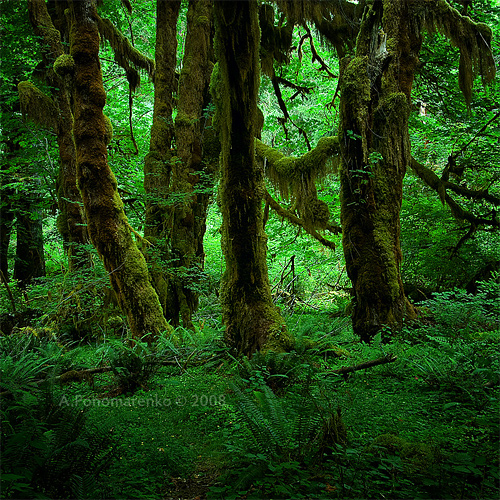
213, 0, 289, 356
338, 0, 418, 341
143, 0, 181, 320
168, 0, 215, 328
69, 0, 169, 341
27, 0, 90, 271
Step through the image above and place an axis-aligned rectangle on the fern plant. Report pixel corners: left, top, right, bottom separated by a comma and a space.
1, 384, 116, 499
212, 381, 346, 498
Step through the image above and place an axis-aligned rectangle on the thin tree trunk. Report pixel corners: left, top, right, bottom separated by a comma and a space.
69, 0, 169, 342
213, 0, 290, 356
339, 0, 418, 342
13, 195, 45, 285
0, 145, 16, 280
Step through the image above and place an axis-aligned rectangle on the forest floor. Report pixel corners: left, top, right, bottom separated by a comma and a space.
2, 304, 499, 500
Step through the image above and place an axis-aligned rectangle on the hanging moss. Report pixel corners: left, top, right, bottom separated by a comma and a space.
419, 0, 496, 106
97, 16, 155, 91
255, 136, 339, 200
18, 81, 59, 131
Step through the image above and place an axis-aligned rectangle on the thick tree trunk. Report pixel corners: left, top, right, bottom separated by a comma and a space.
69, 0, 169, 342
339, 0, 418, 342
27, 0, 90, 271
168, 0, 215, 328
213, 1, 290, 356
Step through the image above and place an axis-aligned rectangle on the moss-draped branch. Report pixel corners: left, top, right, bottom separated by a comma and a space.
97, 16, 154, 91
256, 136, 340, 233
18, 81, 59, 130
255, 136, 339, 199
264, 190, 339, 250
423, 0, 496, 105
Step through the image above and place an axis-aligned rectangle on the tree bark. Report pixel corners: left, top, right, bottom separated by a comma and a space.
339, 0, 418, 342
27, 0, 90, 271
213, 0, 290, 356
167, 0, 215, 328
69, 0, 169, 342
143, 0, 180, 321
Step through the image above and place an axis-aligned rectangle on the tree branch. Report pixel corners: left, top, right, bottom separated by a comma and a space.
264, 191, 339, 250
328, 354, 398, 376
410, 157, 499, 228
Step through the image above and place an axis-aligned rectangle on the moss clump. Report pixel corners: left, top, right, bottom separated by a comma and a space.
53, 54, 75, 78
195, 15, 209, 27
368, 434, 439, 474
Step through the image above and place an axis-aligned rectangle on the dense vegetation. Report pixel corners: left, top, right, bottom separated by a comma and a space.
1, 0, 499, 499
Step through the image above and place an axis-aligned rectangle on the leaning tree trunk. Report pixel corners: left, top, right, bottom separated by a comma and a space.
69, 0, 169, 341
167, 0, 215, 328
213, 0, 290, 356
339, 0, 418, 342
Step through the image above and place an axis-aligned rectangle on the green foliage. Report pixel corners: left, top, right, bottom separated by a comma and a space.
211, 381, 346, 499
0, 336, 115, 500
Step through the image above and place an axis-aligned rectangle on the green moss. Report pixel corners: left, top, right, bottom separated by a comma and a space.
195, 15, 209, 27
369, 434, 439, 473
17, 81, 58, 130
53, 54, 75, 77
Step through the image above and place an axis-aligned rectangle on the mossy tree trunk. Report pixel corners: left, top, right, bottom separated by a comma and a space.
167, 0, 215, 328
213, 0, 289, 356
144, 0, 217, 329
69, 0, 169, 341
26, 0, 90, 271
143, 0, 180, 322
339, 0, 419, 341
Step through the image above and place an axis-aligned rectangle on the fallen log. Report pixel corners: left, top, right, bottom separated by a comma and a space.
328, 354, 398, 376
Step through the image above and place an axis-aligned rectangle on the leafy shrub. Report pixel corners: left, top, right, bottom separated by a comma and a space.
98, 339, 159, 394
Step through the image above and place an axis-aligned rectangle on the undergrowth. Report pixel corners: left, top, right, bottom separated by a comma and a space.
1, 280, 499, 499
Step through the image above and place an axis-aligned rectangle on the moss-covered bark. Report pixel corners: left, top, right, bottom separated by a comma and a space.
26, 0, 90, 271
144, 0, 217, 329
69, 0, 169, 342
143, 0, 180, 319
338, 0, 495, 342
213, 1, 290, 356
339, 0, 418, 341
167, 0, 215, 328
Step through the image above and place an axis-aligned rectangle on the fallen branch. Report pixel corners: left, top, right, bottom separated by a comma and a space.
328, 354, 398, 376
